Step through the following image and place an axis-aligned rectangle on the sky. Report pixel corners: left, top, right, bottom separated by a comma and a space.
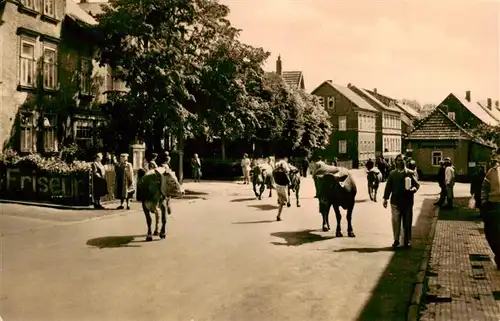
220, 0, 500, 105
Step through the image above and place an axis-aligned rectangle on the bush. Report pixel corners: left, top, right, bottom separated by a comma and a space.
0, 149, 91, 174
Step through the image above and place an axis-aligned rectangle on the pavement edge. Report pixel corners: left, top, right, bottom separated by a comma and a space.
406, 202, 439, 321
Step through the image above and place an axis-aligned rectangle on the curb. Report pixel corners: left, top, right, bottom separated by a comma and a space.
406, 202, 440, 321
0, 199, 96, 210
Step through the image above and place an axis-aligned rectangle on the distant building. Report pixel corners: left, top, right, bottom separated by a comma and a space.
275, 55, 305, 90
311, 80, 377, 168
436, 91, 498, 128
349, 85, 402, 160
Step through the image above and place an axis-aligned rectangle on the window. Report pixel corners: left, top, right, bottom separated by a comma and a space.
448, 112, 455, 121
43, 44, 57, 89
19, 38, 36, 87
42, 114, 57, 152
81, 58, 92, 94
43, 0, 54, 17
432, 151, 442, 166
339, 140, 347, 154
318, 97, 324, 108
21, 0, 37, 11
20, 112, 34, 152
327, 96, 335, 110
338, 116, 347, 131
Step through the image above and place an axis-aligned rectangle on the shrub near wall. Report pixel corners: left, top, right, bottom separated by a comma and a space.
0, 152, 93, 206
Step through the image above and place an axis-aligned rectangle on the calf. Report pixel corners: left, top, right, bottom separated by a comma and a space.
287, 166, 301, 208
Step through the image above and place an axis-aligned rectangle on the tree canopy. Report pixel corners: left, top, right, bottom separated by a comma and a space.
92, 0, 332, 157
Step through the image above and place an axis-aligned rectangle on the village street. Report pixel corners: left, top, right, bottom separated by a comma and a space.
0, 171, 470, 321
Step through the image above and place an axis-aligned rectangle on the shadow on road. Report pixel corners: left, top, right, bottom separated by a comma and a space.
248, 204, 280, 211
231, 197, 257, 203
355, 198, 436, 321
355, 199, 370, 203
86, 235, 159, 248
438, 197, 482, 222
270, 229, 335, 246
334, 246, 394, 253
232, 220, 276, 224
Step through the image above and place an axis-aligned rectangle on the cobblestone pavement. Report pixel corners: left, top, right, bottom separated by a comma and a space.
420, 198, 500, 321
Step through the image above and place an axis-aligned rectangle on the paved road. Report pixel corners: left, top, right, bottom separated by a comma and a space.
1, 172, 470, 321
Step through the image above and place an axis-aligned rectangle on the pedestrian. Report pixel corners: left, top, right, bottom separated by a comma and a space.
241, 153, 251, 184
333, 157, 338, 166
481, 149, 500, 270
434, 161, 446, 206
301, 156, 310, 177
470, 165, 486, 210
443, 157, 455, 209
91, 152, 107, 209
115, 153, 135, 210
365, 158, 374, 170
148, 153, 159, 170
191, 153, 202, 182
383, 153, 420, 248
273, 160, 291, 221
162, 151, 171, 168
407, 159, 419, 180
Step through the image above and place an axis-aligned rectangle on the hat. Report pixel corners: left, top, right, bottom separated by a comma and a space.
120, 153, 129, 158
151, 153, 158, 158
444, 157, 451, 162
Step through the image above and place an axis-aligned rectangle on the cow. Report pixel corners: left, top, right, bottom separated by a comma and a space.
311, 162, 357, 237
251, 163, 274, 200
367, 167, 383, 202
136, 167, 184, 241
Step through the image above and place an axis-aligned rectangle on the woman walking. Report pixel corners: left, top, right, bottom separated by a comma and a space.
91, 152, 108, 209
115, 153, 135, 210
191, 153, 202, 182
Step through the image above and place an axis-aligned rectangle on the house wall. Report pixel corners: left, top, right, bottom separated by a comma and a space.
312, 82, 376, 168
0, 0, 65, 150
406, 139, 492, 182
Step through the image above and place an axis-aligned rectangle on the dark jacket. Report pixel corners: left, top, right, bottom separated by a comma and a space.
383, 168, 420, 207
437, 166, 446, 186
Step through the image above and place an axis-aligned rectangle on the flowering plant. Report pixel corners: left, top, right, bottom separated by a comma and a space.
0, 149, 91, 174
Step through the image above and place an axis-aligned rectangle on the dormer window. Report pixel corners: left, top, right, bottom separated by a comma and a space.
448, 112, 455, 121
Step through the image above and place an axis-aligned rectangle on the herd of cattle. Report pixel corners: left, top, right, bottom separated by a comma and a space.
135, 160, 376, 242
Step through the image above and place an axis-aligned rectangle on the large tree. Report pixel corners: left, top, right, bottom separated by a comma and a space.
93, 0, 239, 149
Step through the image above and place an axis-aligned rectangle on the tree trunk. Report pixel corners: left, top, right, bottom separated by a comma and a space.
221, 137, 226, 161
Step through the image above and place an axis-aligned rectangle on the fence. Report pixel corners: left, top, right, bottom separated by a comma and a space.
0, 165, 92, 206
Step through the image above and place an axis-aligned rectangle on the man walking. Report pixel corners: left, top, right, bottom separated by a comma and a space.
481, 149, 500, 269
443, 157, 455, 209
383, 154, 420, 248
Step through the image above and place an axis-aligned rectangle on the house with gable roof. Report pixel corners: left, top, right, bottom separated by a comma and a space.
274, 55, 305, 90
311, 80, 377, 168
405, 108, 493, 182
349, 85, 403, 159
436, 91, 498, 128
477, 98, 500, 123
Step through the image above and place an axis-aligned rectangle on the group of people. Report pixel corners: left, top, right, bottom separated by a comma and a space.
91, 152, 135, 210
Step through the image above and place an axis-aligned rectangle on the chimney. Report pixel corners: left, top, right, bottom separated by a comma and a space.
496, 100, 499, 108
80, 0, 87, 2
373, 88, 377, 94
465, 90, 471, 102
347, 83, 352, 88
487, 98, 492, 109
276, 55, 282, 75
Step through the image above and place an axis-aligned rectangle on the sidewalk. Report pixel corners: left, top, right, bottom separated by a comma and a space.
419, 197, 500, 320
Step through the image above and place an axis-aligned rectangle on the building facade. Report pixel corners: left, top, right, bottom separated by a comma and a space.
311, 80, 377, 168
0, 0, 111, 156
349, 85, 402, 160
